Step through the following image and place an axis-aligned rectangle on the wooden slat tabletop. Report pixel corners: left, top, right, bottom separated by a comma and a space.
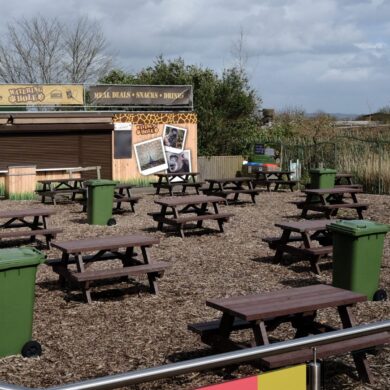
206, 177, 253, 183
275, 219, 330, 233
38, 178, 84, 184
154, 195, 225, 207
155, 172, 199, 178
115, 183, 133, 189
0, 208, 56, 218
51, 234, 159, 253
303, 187, 362, 195
206, 285, 367, 322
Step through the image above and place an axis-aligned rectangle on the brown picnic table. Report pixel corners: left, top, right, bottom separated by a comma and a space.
37, 178, 86, 205
47, 234, 168, 303
202, 177, 259, 204
252, 170, 298, 192
151, 194, 233, 238
297, 187, 368, 219
0, 208, 62, 248
263, 219, 332, 274
152, 172, 203, 195
335, 173, 362, 189
189, 284, 388, 384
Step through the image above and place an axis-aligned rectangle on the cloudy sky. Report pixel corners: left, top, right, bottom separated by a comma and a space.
0, 0, 389, 114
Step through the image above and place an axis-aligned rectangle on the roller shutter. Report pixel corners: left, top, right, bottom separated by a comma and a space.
0, 130, 112, 179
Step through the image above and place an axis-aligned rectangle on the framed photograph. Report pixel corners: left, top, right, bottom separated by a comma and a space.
166, 150, 192, 182
134, 137, 168, 176
163, 124, 187, 153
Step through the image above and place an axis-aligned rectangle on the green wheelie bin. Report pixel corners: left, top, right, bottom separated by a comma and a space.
309, 168, 337, 189
328, 220, 390, 301
85, 179, 117, 226
0, 247, 45, 358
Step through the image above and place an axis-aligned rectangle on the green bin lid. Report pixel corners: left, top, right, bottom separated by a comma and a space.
309, 168, 337, 174
84, 179, 117, 187
0, 247, 44, 271
327, 220, 390, 237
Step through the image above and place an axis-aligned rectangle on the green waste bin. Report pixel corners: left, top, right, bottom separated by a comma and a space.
0, 247, 44, 358
85, 179, 117, 226
328, 220, 390, 300
309, 168, 337, 189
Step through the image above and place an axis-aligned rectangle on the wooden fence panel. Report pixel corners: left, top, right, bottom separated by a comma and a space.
198, 156, 243, 181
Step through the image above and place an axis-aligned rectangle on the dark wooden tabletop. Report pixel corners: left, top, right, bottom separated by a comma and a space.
303, 187, 362, 195
0, 208, 56, 218
155, 172, 199, 178
257, 170, 293, 175
206, 285, 367, 322
206, 177, 253, 183
115, 183, 133, 189
154, 194, 225, 207
275, 219, 330, 233
51, 234, 160, 253
38, 178, 84, 184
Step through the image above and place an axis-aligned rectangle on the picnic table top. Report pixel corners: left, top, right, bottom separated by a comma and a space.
155, 172, 199, 178
38, 178, 84, 184
206, 284, 367, 322
154, 194, 225, 207
51, 234, 159, 253
274, 219, 330, 233
115, 183, 133, 189
0, 208, 56, 219
256, 170, 293, 175
206, 177, 253, 183
303, 187, 363, 195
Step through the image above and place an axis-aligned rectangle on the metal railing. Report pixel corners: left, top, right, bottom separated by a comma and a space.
0, 320, 388, 390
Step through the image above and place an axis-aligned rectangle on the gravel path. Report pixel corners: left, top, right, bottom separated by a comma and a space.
0, 190, 389, 389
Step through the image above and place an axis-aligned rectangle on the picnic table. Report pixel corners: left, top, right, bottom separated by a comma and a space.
189, 284, 388, 384
37, 178, 86, 205
263, 219, 332, 274
297, 187, 368, 219
152, 172, 204, 195
150, 194, 233, 238
335, 173, 362, 189
47, 234, 168, 303
114, 183, 141, 212
202, 177, 259, 204
252, 170, 298, 192
0, 208, 62, 248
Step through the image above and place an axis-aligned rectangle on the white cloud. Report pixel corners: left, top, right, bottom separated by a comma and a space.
0, 0, 389, 113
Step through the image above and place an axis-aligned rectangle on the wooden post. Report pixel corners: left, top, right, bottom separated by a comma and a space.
5, 165, 37, 199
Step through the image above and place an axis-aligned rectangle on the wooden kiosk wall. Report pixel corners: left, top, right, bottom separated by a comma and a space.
112, 112, 197, 182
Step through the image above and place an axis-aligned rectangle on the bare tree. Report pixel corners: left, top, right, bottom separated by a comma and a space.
231, 26, 248, 75
63, 16, 111, 83
0, 15, 111, 84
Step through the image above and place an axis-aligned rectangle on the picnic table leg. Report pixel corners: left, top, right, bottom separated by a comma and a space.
75, 253, 92, 304
274, 230, 292, 263
291, 311, 317, 338
338, 305, 373, 384
251, 320, 269, 346
172, 207, 185, 238
157, 205, 167, 230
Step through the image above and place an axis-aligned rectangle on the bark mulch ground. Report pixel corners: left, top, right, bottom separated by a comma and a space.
0, 190, 389, 390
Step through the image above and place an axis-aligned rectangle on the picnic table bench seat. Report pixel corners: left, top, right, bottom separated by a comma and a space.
254, 179, 298, 192
66, 262, 168, 283
37, 188, 86, 205
306, 202, 369, 219
202, 189, 259, 203
261, 331, 389, 371
0, 227, 62, 248
113, 196, 140, 212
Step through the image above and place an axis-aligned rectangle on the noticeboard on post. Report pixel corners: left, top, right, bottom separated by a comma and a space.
89, 85, 193, 106
0, 84, 84, 105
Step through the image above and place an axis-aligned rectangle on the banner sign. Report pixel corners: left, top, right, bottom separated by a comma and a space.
89, 85, 193, 106
198, 365, 306, 390
0, 84, 84, 105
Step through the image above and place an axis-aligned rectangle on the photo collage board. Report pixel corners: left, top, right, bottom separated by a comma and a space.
134, 124, 191, 177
